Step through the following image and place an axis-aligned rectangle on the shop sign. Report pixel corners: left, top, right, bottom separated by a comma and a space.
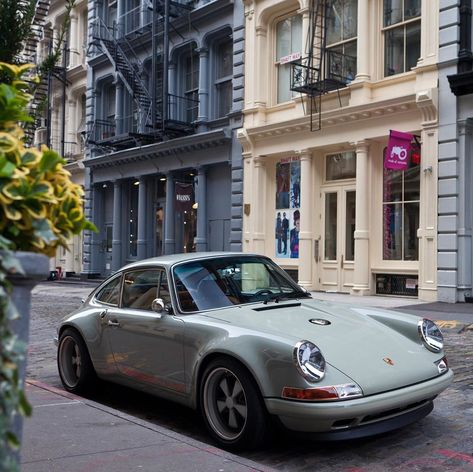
279, 52, 301, 64
384, 130, 413, 170
175, 182, 193, 212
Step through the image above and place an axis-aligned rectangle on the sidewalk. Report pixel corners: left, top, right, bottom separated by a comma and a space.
21, 380, 274, 472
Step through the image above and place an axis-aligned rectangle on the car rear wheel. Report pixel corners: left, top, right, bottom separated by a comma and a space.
57, 328, 96, 394
201, 358, 269, 451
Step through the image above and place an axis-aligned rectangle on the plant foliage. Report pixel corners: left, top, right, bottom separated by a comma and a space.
0, 63, 96, 469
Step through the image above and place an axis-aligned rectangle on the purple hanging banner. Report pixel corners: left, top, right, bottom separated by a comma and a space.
175, 182, 193, 212
384, 130, 413, 170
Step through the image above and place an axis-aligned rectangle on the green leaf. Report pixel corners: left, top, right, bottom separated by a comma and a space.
39, 150, 65, 173
0, 155, 15, 177
0, 251, 24, 275
18, 390, 32, 417
6, 431, 20, 450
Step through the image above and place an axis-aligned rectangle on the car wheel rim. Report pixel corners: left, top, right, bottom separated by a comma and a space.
203, 367, 248, 441
59, 336, 82, 388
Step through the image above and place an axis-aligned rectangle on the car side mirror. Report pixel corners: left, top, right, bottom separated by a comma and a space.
151, 298, 165, 315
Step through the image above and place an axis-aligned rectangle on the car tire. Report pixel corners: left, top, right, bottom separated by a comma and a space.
57, 328, 96, 394
200, 358, 270, 451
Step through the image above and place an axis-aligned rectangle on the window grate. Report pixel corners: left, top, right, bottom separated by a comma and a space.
375, 274, 418, 297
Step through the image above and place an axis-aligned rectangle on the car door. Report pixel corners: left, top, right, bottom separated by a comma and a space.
104, 267, 186, 395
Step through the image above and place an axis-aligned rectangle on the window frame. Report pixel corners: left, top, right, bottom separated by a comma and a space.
121, 267, 171, 311
382, 150, 420, 261
183, 49, 199, 123
274, 12, 303, 104
382, 0, 421, 77
213, 38, 233, 119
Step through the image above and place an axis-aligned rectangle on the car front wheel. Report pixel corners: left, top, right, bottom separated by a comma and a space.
200, 358, 269, 451
57, 328, 96, 394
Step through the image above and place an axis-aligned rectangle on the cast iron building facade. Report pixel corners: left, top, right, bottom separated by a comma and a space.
439, 0, 473, 302
82, 0, 244, 276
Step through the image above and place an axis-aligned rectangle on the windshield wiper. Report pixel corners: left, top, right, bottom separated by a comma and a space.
262, 291, 311, 304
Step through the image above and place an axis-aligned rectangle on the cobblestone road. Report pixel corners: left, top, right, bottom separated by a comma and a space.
27, 282, 473, 471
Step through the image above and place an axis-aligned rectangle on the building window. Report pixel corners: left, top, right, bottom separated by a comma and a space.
326, 151, 357, 181
99, 83, 115, 140
184, 50, 199, 123
214, 40, 233, 118
276, 14, 302, 103
383, 0, 421, 77
326, 0, 357, 82
382, 149, 420, 261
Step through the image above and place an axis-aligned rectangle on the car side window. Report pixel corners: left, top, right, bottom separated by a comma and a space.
122, 269, 161, 310
95, 276, 122, 306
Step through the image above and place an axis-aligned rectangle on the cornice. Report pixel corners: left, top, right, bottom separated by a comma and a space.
85, 129, 231, 169
244, 94, 419, 142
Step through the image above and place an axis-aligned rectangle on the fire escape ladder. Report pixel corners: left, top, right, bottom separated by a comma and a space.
94, 17, 155, 133
20, 0, 52, 145
291, 0, 353, 131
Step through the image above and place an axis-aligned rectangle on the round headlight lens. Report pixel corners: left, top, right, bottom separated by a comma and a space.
294, 340, 326, 382
418, 319, 443, 352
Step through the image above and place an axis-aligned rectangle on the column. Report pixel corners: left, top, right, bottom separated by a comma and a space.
88, 179, 103, 276
298, 150, 314, 288
194, 167, 208, 252
112, 180, 123, 271
67, 97, 77, 154
197, 48, 209, 131
355, 0, 370, 81
255, 26, 268, 107
68, 13, 79, 67
168, 62, 177, 120
137, 176, 148, 260
352, 141, 370, 295
253, 156, 266, 254
457, 120, 473, 300
164, 174, 175, 255
115, 80, 123, 135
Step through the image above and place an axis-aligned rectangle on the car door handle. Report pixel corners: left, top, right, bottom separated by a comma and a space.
107, 320, 120, 327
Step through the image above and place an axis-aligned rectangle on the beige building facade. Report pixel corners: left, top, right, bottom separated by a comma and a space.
239, 0, 439, 300
36, 0, 88, 277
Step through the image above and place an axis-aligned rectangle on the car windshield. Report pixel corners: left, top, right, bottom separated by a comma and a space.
173, 255, 310, 312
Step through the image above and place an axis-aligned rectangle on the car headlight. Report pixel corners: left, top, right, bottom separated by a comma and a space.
293, 340, 326, 382
418, 319, 443, 352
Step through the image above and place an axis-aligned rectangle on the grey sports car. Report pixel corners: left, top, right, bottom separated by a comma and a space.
56, 252, 453, 450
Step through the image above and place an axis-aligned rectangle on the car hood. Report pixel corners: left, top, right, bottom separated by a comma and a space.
201, 299, 439, 395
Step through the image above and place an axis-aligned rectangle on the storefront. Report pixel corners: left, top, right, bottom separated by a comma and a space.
239, 97, 439, 301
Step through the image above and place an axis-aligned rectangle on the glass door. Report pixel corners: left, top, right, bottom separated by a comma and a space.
320, 187, 356, 292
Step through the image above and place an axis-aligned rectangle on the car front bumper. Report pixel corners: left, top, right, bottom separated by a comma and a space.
264, 369, 453, 438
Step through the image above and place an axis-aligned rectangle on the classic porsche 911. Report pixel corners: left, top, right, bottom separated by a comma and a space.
56, 253, 453, 450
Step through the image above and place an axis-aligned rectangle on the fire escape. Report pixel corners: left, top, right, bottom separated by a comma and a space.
290, 0, 356, 131
20, 0, 52, 145
89, 0, 196, 150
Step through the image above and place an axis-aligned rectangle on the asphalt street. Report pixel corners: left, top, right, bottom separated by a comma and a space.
21, 281, 473, 471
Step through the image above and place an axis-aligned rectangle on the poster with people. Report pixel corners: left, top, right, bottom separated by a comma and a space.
275, 156, 301, 259
275, 209, 300, 259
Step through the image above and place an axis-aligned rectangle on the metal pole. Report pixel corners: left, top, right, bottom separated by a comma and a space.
61, 40, 67, 157
163, 0, 170, 135
151, 0, 157, 130
46, 40, 53, 149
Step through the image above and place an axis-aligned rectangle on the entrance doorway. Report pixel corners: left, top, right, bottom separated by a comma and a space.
320, 187, 356, 292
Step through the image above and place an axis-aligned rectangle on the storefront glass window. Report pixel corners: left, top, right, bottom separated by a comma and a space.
128, 182, 139, 258
382, 149, 420, 261
324, 192, 338, 260
345, 191, 356, 261
326, 151, 357, 180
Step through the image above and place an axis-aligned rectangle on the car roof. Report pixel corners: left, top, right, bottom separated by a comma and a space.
119, 252, 264, 271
